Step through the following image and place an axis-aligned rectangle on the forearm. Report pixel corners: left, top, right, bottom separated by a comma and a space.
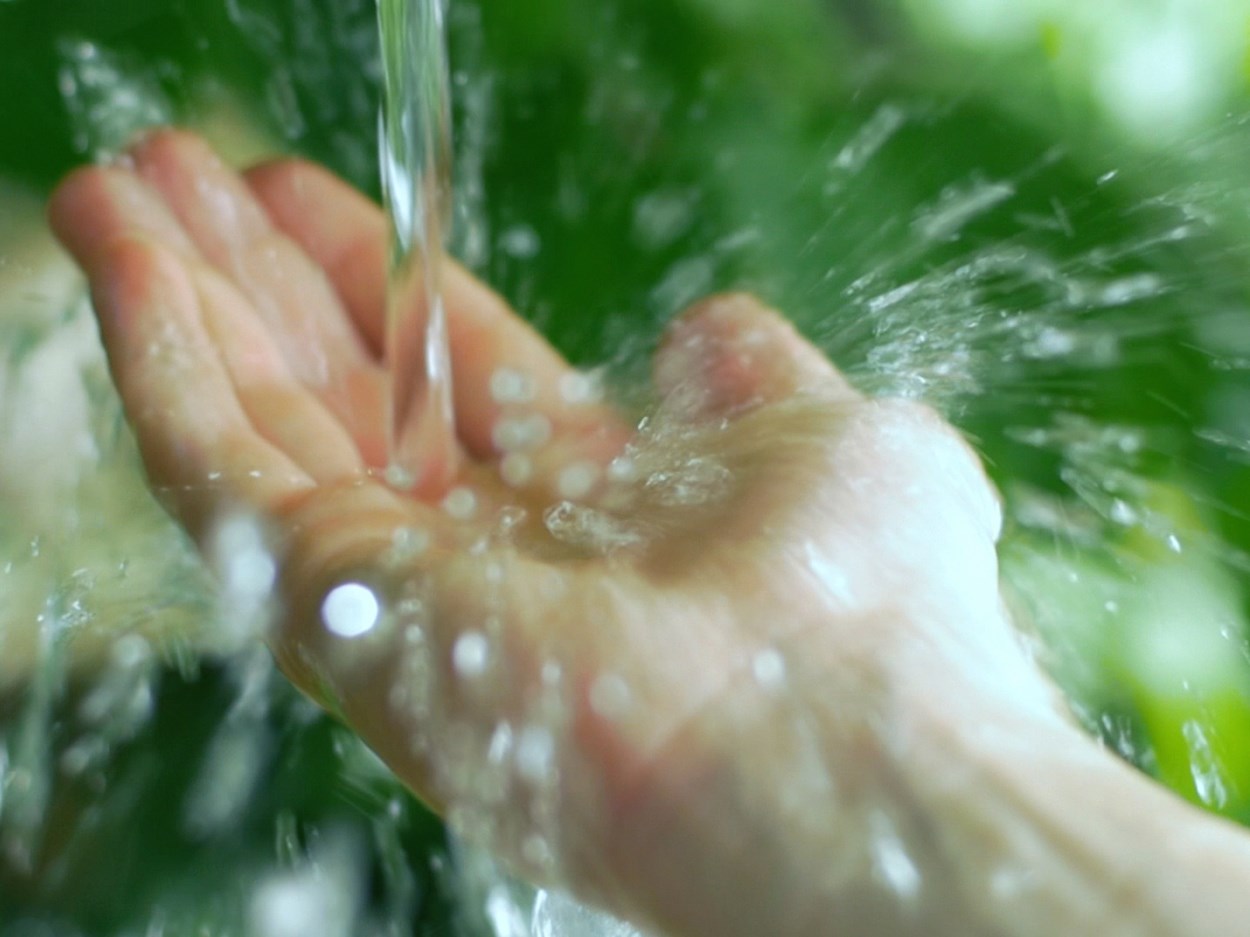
899, 666, 1250, 937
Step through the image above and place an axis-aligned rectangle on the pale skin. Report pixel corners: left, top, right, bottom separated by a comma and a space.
46, 130, 1250, 936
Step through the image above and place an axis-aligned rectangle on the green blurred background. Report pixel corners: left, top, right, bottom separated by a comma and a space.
4, 0, 1250, 932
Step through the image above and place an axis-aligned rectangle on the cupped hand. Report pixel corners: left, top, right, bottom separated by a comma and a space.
49, 130, 1062, 937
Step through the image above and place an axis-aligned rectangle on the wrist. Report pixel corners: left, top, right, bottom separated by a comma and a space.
894, 652, 1250, 937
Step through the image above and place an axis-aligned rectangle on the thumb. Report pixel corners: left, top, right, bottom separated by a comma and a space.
652, 293, 857, 421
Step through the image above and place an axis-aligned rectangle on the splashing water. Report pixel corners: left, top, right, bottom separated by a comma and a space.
378, 0, 456, 489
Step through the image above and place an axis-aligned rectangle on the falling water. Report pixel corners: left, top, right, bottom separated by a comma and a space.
377, 0, 456, 490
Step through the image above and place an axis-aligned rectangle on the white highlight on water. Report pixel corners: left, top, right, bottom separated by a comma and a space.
453, 630, 491, 678
321, 582, 382, 639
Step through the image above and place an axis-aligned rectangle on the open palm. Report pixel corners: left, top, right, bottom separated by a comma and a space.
50, 130, 1059, 937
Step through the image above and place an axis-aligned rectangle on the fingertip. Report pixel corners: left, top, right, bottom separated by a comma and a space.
243, 156, 322, 201
128, 127, 219, 174
654, 292, 853, 420
47, 165, 96, 255
47, 166, 127, 267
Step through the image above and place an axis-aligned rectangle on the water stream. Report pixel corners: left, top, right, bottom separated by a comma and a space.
378, 0, 456, 490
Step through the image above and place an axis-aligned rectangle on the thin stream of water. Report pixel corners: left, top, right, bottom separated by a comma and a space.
378, 0, 456, 490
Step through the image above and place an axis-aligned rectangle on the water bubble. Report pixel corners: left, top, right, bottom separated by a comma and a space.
522, 834, 554, 871
500, 453, 534, 488
453, 631, 490, 679
558, 370, 604, 406
541, 660, 563, 687
384, 462, 418, 491
492, 414, 553, 453
499, 224, 542, 259
606, 454, 638, 483
751, 648, 788, 691
516, 725, 555, 783
632, 187, 698, 249
442, 486, 478, 520
490, 367, 537, 404
556, 461, 599, 500
495, 505, 528, 537
321, 582, 381, 639
389, 525, 431, 561
589, 674, 632, 720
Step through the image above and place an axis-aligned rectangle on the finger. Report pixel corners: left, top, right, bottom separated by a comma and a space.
244, 159, 633, 479
189, 259, 369, 483
48, 165, 200, 274
89, 235, 315, 539
128, 130, 375, 390
653, 293, 858, 422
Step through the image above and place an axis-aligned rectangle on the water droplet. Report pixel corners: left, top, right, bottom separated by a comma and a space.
442, 486, 478, 520
495, 505, 528, 536
558, 370, 603, 405
389, 525, 431, 561
516, 725, 555, 783
452, 631, 490, 678
541, 660, 563, 687
751, 648, 787, 691
556, 461, 599, 500
632, 187, 697, 249
384, 463, 417, 491
589, 673, 632, 720
489, 367, 537, 404
492, 413, 553, 453
499, 224, 541, 259
321, 582, 381, 639
606, 454, 638, 484
501, 453, 534, 487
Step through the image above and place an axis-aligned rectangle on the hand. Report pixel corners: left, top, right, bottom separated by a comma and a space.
50, 130, 1074, 937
